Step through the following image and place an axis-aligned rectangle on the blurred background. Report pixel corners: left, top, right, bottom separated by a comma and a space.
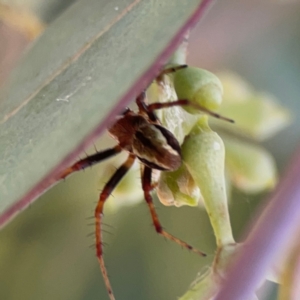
1, 0, 300, 299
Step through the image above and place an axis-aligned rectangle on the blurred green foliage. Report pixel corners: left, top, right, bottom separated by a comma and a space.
1, 1, 300, 300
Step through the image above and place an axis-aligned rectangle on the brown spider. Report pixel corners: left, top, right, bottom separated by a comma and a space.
57, 65, 233, 300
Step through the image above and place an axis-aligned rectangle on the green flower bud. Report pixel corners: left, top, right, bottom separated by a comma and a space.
223, 134, 277, 193
216, 71, 253, 104
181, 116, 234, 247
157, 164, 202, 207
174, 67, 223, 113
216, 93, 291, 141
148, 73, 199, 144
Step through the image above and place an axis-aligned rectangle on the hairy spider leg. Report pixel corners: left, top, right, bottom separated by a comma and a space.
142, 166, 206, 257
136, 91, 158, 122
147, 99, 235, 123
136, 65, 235, 125
58, 145, 122, 180
95, 154, 136, 300
136, 65, 188, 122
157, 64, 188, 76
155, 64, 188, 82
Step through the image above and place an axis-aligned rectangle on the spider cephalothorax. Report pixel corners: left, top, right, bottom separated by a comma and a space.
57, 65, 233, 300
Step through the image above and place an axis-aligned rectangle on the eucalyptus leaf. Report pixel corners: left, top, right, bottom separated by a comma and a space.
0, 0, 209, 227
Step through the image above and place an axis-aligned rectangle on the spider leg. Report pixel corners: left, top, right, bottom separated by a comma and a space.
136, 91, 159, 123
95, 153, 136, 300
142, 166, 206, 257
156, 64, 187, 78
147, 99, 234, 123
139, 164, 159, 191
135, 65, 188, 122
58, 145, 122, 180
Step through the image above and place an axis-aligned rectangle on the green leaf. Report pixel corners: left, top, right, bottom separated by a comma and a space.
0, 0, 210, 227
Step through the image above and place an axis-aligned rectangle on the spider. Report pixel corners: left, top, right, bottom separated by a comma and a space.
57, 65, 233, 300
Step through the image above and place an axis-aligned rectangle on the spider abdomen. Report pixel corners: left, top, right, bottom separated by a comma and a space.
133, 123, 181, 171
109, 112, 182, 171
